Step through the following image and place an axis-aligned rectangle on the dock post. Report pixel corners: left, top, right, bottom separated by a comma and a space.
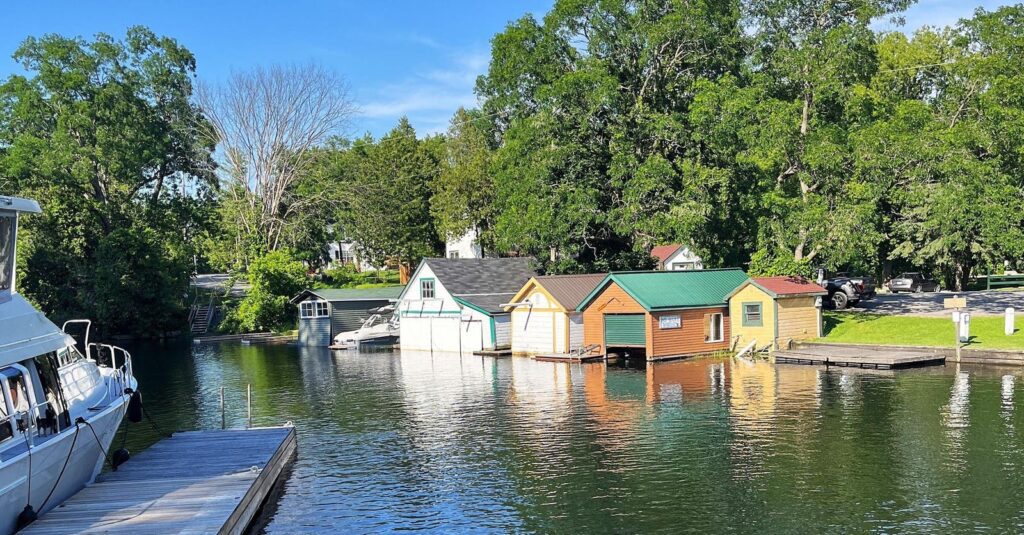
219, 386, 225, 430
247, 383, 252, 428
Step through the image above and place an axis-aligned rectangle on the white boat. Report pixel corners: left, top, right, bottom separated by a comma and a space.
332, 307, 400, 347
0, 196, 138, 534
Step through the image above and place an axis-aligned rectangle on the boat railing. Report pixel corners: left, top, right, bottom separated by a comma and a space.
0, 398, 55, 448
87, 343, 134, 403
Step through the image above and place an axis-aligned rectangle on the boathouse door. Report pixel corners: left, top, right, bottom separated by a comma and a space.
604, 314, 646, 348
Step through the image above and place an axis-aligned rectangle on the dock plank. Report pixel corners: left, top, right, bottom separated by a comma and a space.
775, 344, 944, 369
23, 426, 296, 535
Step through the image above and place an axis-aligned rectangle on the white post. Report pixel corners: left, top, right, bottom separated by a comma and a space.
1007, 308, 1015, 336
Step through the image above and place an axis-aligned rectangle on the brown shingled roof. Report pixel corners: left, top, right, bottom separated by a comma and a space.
650, 244, 682, 264
752, 276, 827, 296
534, 274, 607, 311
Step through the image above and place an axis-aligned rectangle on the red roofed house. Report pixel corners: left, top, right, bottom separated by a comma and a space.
726, 276, 827, 351
650, 244, 704, 271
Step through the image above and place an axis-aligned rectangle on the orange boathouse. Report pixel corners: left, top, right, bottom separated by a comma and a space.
576, 269, 749, 361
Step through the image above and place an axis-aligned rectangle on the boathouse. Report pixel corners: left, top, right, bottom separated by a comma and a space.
397, 258, 537, 353
577, 269, 749, 361
726, 276, 826, 351
505, 274, 606, 356
291, 287, 403, 346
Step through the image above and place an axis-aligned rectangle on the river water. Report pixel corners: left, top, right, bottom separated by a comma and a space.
118, 341, 1024, 533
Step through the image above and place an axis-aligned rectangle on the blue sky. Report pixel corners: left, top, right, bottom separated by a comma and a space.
0, 0, 1006, 138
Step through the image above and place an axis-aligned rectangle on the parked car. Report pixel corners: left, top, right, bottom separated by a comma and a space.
821, 273, 875, 310
888, 272, 941, 293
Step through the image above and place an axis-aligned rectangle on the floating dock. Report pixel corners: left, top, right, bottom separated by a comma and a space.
24, 426, 296, 535
534, 353, 605, 363
775, 344, 945, 370
473, 348, 513, 356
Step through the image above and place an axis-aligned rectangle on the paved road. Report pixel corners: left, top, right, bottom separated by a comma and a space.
191, 273, 250, 297
851, 290, 1024, 316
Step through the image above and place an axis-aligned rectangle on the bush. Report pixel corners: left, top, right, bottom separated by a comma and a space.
321, 265, 400, 287
220, 250, 307, 334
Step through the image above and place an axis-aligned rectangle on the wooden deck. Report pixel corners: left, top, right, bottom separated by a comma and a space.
24, 426, 296, 535
775, 344, 945, 369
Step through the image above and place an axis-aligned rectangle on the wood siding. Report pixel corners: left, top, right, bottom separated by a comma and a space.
776, 296, 820, 346
728, 285, 776, 350
649, 307, 730, 358
582, 282, 646, 355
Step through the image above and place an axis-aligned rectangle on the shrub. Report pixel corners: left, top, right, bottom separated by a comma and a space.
748, 249, 813, 278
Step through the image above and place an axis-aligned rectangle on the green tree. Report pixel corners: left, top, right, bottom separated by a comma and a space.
430, 107, 496, 253
220, 250, 307, 333
341, 118, 442, 268
0, 26, 215, 336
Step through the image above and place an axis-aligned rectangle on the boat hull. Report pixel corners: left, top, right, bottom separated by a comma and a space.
0, 393, 128, 535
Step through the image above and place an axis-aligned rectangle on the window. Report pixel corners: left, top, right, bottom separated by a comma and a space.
420, 278, 435, 299
340, 248, 355, 264
671, 262, 696, 271
742, 303, 763, 327
0, 215, 13, 291
704, 313, 724, 343
448, 250, 459, 259
658, 315, 681, 329
300, 300, 329, 318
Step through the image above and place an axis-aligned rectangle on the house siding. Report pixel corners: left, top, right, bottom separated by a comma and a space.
582, 282, 646, 355
568, 313, 585, 352
299, 316, 332, 347
649, 307, 730, 358
776, 296, 820, 347
728, 285, 777, 350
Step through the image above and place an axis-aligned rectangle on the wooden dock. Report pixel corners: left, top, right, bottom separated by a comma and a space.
534, 353, 605, 363
24, 426, 296, 535
473, 348, 513, 356
775, 344, 945, 370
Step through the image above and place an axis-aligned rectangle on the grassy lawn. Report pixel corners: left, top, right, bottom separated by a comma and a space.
822, 311, 1024, 350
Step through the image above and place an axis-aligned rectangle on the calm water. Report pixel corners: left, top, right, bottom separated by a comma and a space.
116, 341, 1024, 533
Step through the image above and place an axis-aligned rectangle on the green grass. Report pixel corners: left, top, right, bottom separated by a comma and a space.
823, 311, 1024, 350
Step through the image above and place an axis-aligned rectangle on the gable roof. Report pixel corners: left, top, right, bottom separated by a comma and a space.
726, 276, 826, 299
650, 244, 682, 264
507, 274, 607, 311
578, 268, 749, 311
410, 257, 538, 314
290, 286, 403, 304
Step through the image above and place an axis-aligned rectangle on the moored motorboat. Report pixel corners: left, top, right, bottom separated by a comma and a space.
332, 306, 400, 348
0, 196, 138, 534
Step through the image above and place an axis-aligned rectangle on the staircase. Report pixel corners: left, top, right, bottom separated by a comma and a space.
190, 305, 212, 335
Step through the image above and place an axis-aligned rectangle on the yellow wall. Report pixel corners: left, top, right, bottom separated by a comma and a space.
729, 284, 776, 350
776, 296, 821, 347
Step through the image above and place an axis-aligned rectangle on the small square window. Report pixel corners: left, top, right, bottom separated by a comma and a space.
743, 303, 763, 327
420, 279, 435, 299
316, 301, 329, 317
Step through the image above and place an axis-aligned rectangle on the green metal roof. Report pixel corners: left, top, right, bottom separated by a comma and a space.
577, 269, 749, 311
291, 286, 403, 303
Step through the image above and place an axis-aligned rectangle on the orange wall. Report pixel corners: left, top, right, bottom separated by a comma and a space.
648, 307, 731, 358
582, 282, 647, 354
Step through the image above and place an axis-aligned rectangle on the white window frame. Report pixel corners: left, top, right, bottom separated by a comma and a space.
707, 313, 724, 343
448, 250, 459, 259
300, 300, 330, 319
671, 261, 696, 271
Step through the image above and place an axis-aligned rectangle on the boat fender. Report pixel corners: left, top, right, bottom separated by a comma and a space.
127, 390, 143, 424
111, 448, 131, 470
16, 504, 37, 530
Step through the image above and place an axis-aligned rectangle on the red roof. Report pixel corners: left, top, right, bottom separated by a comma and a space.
752, 276, 827, 296
650, 244, 682, 264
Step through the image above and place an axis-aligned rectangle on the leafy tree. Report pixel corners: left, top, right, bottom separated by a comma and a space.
341, 118, 442, 268
220, 249, 307, 333
430, 108, 496, 252
0, 26, 215, 336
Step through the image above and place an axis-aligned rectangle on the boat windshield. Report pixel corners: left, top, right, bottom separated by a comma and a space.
0, 214, 13, 291
362, 314, 382, 328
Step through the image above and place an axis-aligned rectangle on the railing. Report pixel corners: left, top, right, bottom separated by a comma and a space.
987, 274, 1024, 290
87, 343, 134, 403
0, 399, 55, 448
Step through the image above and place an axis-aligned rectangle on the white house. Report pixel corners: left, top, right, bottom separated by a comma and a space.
650, 244, 704, 271
326, 240, 378, 271
397, 257, 536, 353
505, 274, 605, 356
445, 228, 484, 259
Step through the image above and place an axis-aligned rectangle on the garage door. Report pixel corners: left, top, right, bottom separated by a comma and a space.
604, 314, 646, 347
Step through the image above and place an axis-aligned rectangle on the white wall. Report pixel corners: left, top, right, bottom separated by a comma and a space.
327, 240, 378, 271
568, 313, 585, 352
398, 262, 499, 352
445, 228, 484, 259
664, 247, 703, 270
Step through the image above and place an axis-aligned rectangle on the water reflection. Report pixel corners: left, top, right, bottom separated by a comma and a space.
111, 342, 1024, 533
